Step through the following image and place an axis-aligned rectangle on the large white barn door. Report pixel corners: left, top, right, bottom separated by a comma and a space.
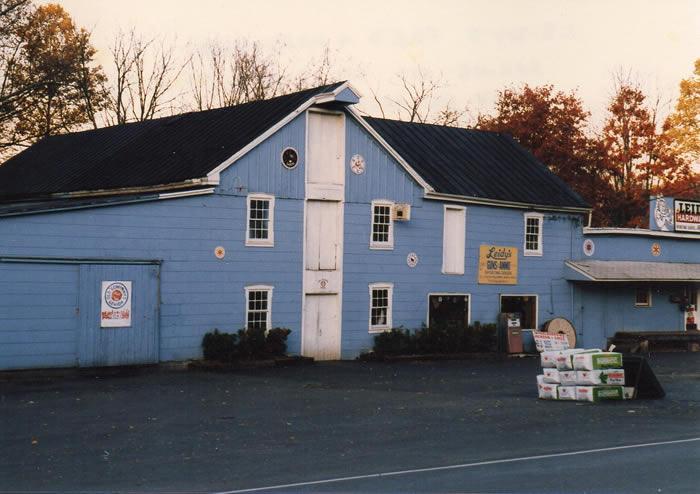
302, 110, 344, 360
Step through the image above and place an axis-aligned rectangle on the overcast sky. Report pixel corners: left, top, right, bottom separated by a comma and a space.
54, 0, 699, 127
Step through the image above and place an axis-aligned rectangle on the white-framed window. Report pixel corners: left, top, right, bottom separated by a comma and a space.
245, 285, 273, 330
523, 212, 543, 256
370, 200, 394, 249
635, 288, 651, 307
246, 194, 275, 247
442, 205, 466, 274
368, 282, 393, 332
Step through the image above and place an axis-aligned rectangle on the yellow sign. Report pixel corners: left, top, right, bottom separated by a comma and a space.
478, 245, 518, 284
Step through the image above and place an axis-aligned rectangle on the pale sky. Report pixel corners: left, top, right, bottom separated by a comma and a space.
52, 0, 699, 127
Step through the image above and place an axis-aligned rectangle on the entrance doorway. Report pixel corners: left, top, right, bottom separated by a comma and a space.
500, 295, 538, 330
428, 294, 470, 329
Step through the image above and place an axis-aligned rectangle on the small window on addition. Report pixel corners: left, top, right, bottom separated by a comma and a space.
245, 285, 273, 330
369, 283, 393, 332
635, 288, 651, 307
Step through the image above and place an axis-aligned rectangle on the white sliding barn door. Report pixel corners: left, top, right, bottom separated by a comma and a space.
302, 111, 345, 360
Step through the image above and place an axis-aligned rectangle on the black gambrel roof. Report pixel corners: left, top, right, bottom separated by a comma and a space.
0, 81, 589, 211
0, 82, 346, 201
364, 117, 589, 209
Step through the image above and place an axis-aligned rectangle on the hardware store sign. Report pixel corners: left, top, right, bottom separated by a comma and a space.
675, 200, 700, 233
478, 245, 518, 284
101, 281, 132, 328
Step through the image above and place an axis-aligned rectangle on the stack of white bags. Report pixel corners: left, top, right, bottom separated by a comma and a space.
537, 348, 635, 401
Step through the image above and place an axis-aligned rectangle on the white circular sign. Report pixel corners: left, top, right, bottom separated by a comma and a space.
350, 154, 366, 175
406, 252, 419, 268
583, 239, 595, 257
214, 246, 226, 259
104, 282, 129, 309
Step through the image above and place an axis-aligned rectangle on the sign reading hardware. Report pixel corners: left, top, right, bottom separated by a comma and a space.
478, 245, 518, 284
101, 281, 132, 328
674, 199, 700, 233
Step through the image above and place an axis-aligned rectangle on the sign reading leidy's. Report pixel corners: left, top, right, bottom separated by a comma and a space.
101, 281, 132, 328
675, 199, 700, 233
478, 245, 518, 284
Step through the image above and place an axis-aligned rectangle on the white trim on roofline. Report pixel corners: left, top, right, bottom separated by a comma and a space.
563, 260, 700, 282
158, 188, 216, 200
207, 82, 360, 180
345, 107, 434, 193
424, 191, 591, 214
583, 227, 700, 240
202, 80, 591, 215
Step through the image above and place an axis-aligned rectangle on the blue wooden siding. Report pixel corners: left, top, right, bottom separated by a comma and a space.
5, 106, 695, 368
217, 113, 306, 200
573, 284, 689, 348
340, 117, 584, 357
0, 263, 80, 369
0, 114, 306, 367
569, 232, 700, 347
345, 117, 420, 205
78, 264, 159, 367
574, 234, 700, 263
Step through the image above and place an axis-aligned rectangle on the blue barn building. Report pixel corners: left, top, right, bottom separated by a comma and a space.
0, 82, 697, 370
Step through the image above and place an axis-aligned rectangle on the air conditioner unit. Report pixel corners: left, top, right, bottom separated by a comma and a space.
392, 203, 411, 221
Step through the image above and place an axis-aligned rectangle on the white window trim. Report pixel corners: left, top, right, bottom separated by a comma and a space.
244, 285, 273, 330
370, 200, 395, 250
246, 193, 275, 247
634, 288, 652, 307
523, 212, 544, 257
426, 292, 471, 327
499, 294, 538, 330
368, 282, 394, 333
442, 205, 466, 274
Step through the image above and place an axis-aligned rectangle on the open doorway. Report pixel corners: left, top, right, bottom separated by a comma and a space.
500, 295, 538, 330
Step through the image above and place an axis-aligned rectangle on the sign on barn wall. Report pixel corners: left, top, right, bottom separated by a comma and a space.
674, 199, 700, 233
101, 281, 132, 328
478, 245, 518, 284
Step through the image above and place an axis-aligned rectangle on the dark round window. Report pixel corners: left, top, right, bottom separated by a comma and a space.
281, 147, 298, 169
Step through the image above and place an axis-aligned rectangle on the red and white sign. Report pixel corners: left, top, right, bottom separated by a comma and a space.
675, 199, 700, 233
101, 281, 132, 328
533, 331, 570, 352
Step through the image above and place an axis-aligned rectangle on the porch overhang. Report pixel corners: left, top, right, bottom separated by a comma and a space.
564, 260, 700, 282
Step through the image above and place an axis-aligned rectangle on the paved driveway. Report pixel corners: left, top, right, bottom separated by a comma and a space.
1, 354, 698, 493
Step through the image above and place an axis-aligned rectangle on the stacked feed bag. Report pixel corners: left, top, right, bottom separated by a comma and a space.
536, 350, 635, 401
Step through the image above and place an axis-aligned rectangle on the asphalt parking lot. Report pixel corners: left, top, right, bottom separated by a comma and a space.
1, 353, 698, 493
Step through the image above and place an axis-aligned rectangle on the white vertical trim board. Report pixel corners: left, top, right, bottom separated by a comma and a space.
368, 282, 394, 333
245, 193, 275, 247
523, 212, 543, 256
442, 205, 466, 275
425, 292, 471, 328
244, 285, 274, 330
370, 200, 395, 250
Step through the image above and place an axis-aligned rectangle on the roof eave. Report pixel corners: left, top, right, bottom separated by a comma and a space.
425, 191, 591, 214
207, 82, 360, 180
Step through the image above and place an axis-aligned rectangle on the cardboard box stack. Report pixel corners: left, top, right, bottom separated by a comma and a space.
534, 333, 635, 402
